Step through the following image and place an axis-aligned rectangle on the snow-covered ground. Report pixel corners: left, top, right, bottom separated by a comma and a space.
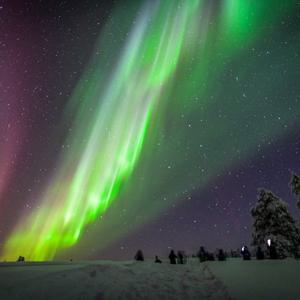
0, 258, 299, 300
210, 258, 300, 300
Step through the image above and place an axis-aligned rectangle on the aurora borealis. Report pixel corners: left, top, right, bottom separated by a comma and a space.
1, 0, 300, 261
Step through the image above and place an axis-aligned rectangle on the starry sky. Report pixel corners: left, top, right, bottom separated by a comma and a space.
1, 0, 300, 261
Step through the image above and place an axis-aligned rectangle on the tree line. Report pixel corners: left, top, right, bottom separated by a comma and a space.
133, 173, 300, 264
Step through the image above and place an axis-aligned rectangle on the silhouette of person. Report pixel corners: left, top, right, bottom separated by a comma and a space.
268, 243, 278, 259
177, 251, 184, 264
256, 246, 264, 260
154, 255, 162, 263
134, 249, 144, 261
169, 250, 177, 264
217, 249, 226, 261
241, 246, 251, 260
197, 246, 207, 262
207, 252, 215, 261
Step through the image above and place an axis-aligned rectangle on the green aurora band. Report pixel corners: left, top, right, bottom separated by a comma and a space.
2, 0, 300, 260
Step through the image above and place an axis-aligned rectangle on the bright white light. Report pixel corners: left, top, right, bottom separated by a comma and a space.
267, 239, 271, 247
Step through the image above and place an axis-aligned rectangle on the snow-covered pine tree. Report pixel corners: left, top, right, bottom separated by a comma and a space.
251, 189, 300, 258
290, 173, 300, 209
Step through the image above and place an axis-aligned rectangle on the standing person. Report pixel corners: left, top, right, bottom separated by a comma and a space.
217, 249, 226, 261
169, 250, 177, 264
207, 252, 215, 261
134, 249, 144, 261
177, 251, 184, 264
268, 242, 278, 259
241, 246, 251, 260
197, 246, 207, 262
256, 246, 264, 260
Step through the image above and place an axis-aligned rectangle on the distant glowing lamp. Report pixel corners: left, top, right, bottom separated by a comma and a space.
267, 239, 271, 247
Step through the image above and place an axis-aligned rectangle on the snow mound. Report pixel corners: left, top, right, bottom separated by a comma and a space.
0, 259, 230, 300
1, 258, 300, 299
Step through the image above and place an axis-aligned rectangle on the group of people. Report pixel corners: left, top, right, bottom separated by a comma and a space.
134, 243, 280, 264
196, 244, 281, 262
134, 249, 187, 264
168, 250, 187, 264
197, 245, 276, 262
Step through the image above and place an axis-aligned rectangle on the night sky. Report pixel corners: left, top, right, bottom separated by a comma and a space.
1, 0, 300, 261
